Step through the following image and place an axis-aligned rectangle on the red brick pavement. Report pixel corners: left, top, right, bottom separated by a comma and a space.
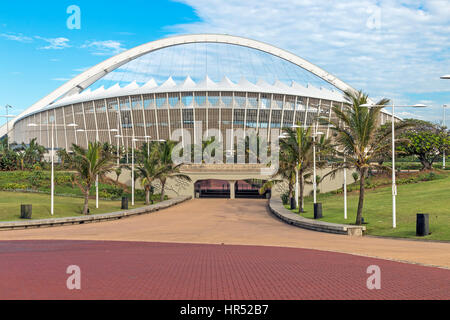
0, 240, 448, 300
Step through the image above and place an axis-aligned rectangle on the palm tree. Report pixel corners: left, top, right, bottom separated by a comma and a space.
137, 156, 159, 205
23, 138, 46, 167
281, 125, 332, 212
322, 89, 393, 225
259, 142, 296, 200
70, 142, 115, 215
153, 141, 192, 201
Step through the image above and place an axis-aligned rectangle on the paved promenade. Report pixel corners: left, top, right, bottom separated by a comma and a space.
0, 199, 449, 300
0, 199, 449, 268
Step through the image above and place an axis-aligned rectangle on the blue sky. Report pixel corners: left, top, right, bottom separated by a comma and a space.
1, 0, 449, 126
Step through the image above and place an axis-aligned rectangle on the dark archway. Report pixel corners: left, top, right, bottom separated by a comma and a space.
235, 180, 270, 199
195, 180, 231, 198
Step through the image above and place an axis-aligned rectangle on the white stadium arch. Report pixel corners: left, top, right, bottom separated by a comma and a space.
1, 34, 360, 138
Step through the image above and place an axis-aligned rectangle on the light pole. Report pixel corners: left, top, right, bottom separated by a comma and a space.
312, 129, 324, 204
28, 121, 78, 215
444, 105, 448, 170
343, 154, 348, 220
116, 135, 165, 206
361, 102, 427, 228
76, 128, 119, 209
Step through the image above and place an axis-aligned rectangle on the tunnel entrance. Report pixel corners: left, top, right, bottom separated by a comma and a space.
194, 179, 270, 199
195, 180, 231, 198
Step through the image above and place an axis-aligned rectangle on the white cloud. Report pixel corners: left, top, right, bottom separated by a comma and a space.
35, 36, 71, 50
0, 33, 32, 42
81, 40, 126, 56
171, 0, 450, 104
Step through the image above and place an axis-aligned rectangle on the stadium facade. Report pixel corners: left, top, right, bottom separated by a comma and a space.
3, 34, 395, 198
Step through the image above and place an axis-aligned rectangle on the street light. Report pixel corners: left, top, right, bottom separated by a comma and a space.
443, 105, 448, 169
360, 102, 427, 228
76, 128, 119, 209
28, 121, 78, 215
440, 75, 450, 79
312, 130, 324, 204
117, 135, 165, 206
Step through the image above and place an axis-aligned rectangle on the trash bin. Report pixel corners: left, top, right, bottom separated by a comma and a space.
290, 197, 296, 210
20, 205, 32, 219
416, 214, 430, 237
314, 203, 323, 219
121, 197, 129, 210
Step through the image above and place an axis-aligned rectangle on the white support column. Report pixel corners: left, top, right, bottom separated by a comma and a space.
293, 96, 298, 127
81, 102, 89, 147
218, 92, 222, 142
104, 99, 112, 145
304, 97, 310, 128
229, 180, 236, 199
280, 95, 286, 129
154, 93, 159, 140
256, 93, 261, 134
231, 92, 235, 135
206, 92, 209, 134
93, 101, 100, 144
316, 99, 322, 134
267, 94, 274, 141
179, 92, 185, 145
141, 95, 148, 141
243, 92, 248, 137
326, 101, 333, 138
71, 104, 78, 145
117, 98, 125, 155
128, 96, 136, 141
53, 109, 59, 149
62, 106, 68, 150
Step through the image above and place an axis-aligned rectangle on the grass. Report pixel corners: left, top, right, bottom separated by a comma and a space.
0, 191, 149, 222
286, 171, 450, 241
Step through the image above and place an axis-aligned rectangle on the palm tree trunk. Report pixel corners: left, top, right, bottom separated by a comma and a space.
356, 168, 366, 225
160, 181, 166, 201
145, 187, 150, 206
299, 173, 305, 213
83, 187, 90, 215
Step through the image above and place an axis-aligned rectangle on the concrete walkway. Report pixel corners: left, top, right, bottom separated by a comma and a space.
0, 199, 449, 268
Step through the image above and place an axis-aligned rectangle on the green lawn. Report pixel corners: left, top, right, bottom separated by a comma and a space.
0, 191, 148, 222
286, 173, 450, 241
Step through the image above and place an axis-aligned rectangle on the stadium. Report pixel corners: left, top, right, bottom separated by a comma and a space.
2, 34, 395, 198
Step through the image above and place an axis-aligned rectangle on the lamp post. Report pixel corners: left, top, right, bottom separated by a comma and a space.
312, 129, 324, 204
116, 135, 165, 206
28, 121, 78, 215
444, 105, 448, 170
361, 102, 427, 228
76, 128, 119, 208
343, 154, 348, 220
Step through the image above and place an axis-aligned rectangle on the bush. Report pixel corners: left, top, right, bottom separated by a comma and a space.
1, 183, 28, 190
281, 191, 290, 205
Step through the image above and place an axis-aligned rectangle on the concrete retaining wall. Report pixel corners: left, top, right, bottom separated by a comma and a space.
269, 199, 366, 236
0, 196, 191, 231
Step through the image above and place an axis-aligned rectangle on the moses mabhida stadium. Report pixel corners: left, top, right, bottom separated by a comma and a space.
0, 34, 395, 198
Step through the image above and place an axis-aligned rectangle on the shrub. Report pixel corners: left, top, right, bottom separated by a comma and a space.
281, 191, 290, 205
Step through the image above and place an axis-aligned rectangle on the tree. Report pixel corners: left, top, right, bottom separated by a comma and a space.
152, 141, 192, 201
136, 156, 159, 205
23, 138, 46, 167
114, 166, 123, 183
70, 142, 115, 215
322, 89, 394, 225
259, 142, 297, 198
280, 124, 332, 212
397, 119, 450, 170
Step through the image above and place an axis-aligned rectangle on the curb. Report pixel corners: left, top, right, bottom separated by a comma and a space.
269, 199, 366, 236
0, 196, 192, 231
